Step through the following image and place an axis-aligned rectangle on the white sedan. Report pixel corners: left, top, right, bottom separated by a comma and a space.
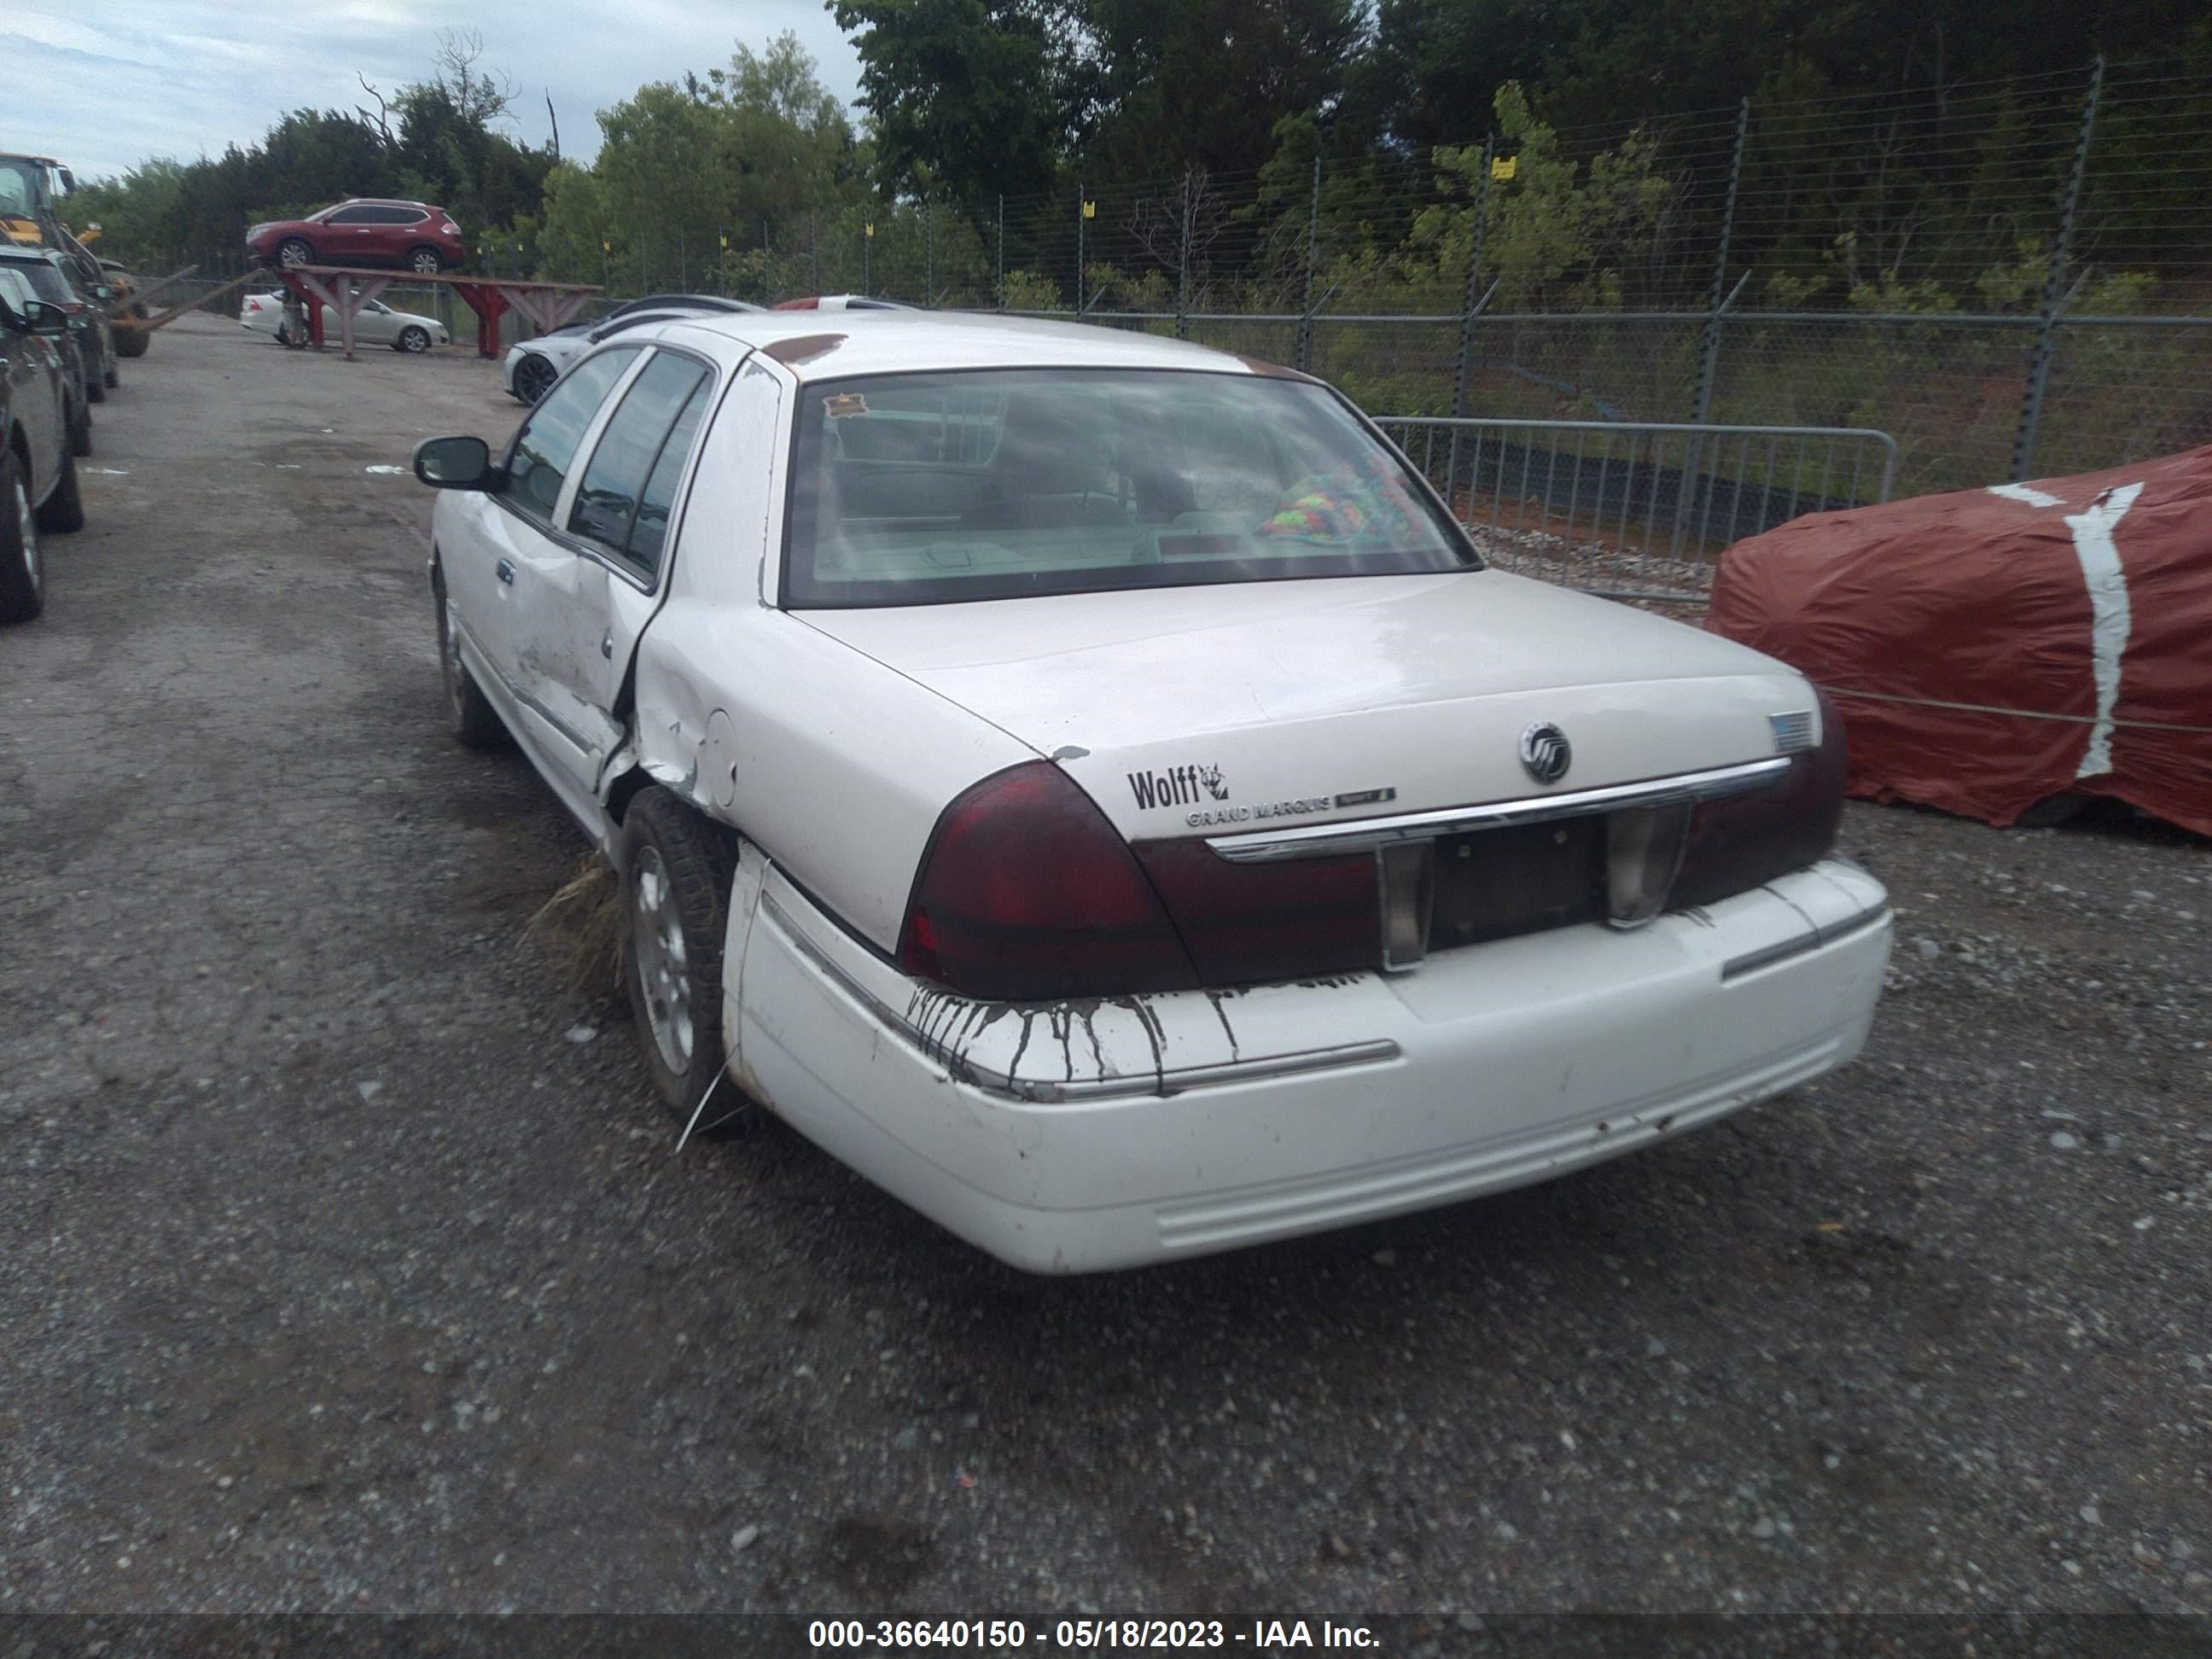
411, 312, 1891, 1273
241, 289, 449, 352
501, 294, 761, 404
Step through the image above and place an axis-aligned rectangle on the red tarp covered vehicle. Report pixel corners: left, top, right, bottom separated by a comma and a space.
1706, 446, 2212, 837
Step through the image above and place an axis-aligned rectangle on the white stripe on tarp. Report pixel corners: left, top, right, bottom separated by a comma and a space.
1988, 482, 2064, 509
2064, 481, 2144, 779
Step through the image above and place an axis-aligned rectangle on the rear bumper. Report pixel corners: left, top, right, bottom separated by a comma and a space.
731, 861, 1890, 1272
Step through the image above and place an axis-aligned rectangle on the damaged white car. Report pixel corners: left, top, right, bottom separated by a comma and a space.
412, 312, 1891, 1273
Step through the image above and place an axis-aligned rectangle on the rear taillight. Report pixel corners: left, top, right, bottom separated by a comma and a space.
899, 764, 1200, 999
1134, 841, 1382, 983
1673, 687, 1848, 908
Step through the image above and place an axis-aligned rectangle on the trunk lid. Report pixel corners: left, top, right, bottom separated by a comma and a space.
801, 570, 1814, 839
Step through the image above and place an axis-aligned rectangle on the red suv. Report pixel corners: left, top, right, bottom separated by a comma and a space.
245, 200, 464, 275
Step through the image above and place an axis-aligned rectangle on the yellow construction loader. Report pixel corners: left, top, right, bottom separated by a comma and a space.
1, 151, 153, 356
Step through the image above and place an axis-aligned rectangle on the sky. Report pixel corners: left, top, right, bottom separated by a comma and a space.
2, 1, 865, 183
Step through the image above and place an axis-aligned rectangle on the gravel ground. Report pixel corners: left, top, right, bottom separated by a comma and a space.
1, 315, 2207, 1622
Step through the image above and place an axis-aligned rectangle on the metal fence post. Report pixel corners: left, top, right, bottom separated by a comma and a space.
1691, 98, 1750, 432
924, 201, 935, 307
1176, 169, 1194, 341
1447, 134, 1498, 498
1076, 181, 1086, 315
1677, 97, 1750, 551
1295, 154, 1321, 372
995, 195, 1004, 310
811, 212, 820, 293
2012, 56, 2104, 483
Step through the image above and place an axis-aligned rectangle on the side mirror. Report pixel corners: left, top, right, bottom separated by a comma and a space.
20, 300, 68, 337
412, 434, 498, 491
94, 285, 114, 302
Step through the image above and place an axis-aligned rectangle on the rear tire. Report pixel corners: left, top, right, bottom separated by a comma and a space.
86, 371, 106, 405
435, 580, 508, 748
407, 247, 445, 276
619, 788, 753, 1132
67, 396, 90, 458
104, 361, 119, 389
0, 451, 43, 624
34, 447, 84, 535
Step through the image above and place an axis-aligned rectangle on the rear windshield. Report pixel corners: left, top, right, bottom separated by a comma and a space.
781, 368, 1476, 608
1, 259, 72, 305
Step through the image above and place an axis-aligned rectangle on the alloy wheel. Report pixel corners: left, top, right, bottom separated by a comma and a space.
13, 477, 37, 597
439, 596, 465, 719
631, 847, 695, 1076
515, 356, 556, 403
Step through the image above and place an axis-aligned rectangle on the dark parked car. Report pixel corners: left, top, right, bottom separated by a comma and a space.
0, 285, 87, 622
0, 256, 89, 457
245, 199, 465, 275
23, 247, 116, 399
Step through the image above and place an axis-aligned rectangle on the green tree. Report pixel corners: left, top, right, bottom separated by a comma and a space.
534, 34, 861, 294
830, 0, 1074, 203
1341, 0, 1552, 154
1077, 0, 1365, 183
1409, 84, 1686, 311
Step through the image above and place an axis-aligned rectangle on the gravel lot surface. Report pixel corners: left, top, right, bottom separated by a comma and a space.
1, 315, 2207, 1622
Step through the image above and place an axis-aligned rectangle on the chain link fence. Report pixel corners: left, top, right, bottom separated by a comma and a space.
130, 53, 2212, 504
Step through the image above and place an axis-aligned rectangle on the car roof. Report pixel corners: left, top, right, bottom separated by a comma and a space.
651, 309, 1299, 383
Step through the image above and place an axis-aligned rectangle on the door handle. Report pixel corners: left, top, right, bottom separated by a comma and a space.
601, 630, 614, 659
496, 558, 515, 585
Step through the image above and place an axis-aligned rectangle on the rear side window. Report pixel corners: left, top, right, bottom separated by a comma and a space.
626, 381, 712, 570
568, 351, 711, 573
504, 347, 640, 522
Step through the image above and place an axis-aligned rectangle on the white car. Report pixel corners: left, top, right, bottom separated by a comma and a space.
241, 289, 449, 352
412, 312, 1891, 1273
502, 294, 761, 405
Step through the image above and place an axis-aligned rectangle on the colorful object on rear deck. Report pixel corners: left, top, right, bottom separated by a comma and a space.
1258, 457, 1424, 544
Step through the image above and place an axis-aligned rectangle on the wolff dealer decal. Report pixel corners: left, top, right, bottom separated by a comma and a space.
1127, 763, 1230, 810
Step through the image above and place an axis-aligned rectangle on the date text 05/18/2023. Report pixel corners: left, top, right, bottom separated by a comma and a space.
805, 1617, 1381, 1650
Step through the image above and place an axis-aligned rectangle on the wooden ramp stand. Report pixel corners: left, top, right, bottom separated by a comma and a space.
276, 266, 602, 360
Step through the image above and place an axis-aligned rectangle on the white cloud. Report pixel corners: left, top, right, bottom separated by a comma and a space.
3, 0, 863, 183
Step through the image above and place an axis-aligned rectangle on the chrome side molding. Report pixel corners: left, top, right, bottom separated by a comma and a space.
1205, 756, 1793, 864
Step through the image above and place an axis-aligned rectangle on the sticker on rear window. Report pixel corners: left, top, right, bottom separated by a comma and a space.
823, 393, 868, 419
